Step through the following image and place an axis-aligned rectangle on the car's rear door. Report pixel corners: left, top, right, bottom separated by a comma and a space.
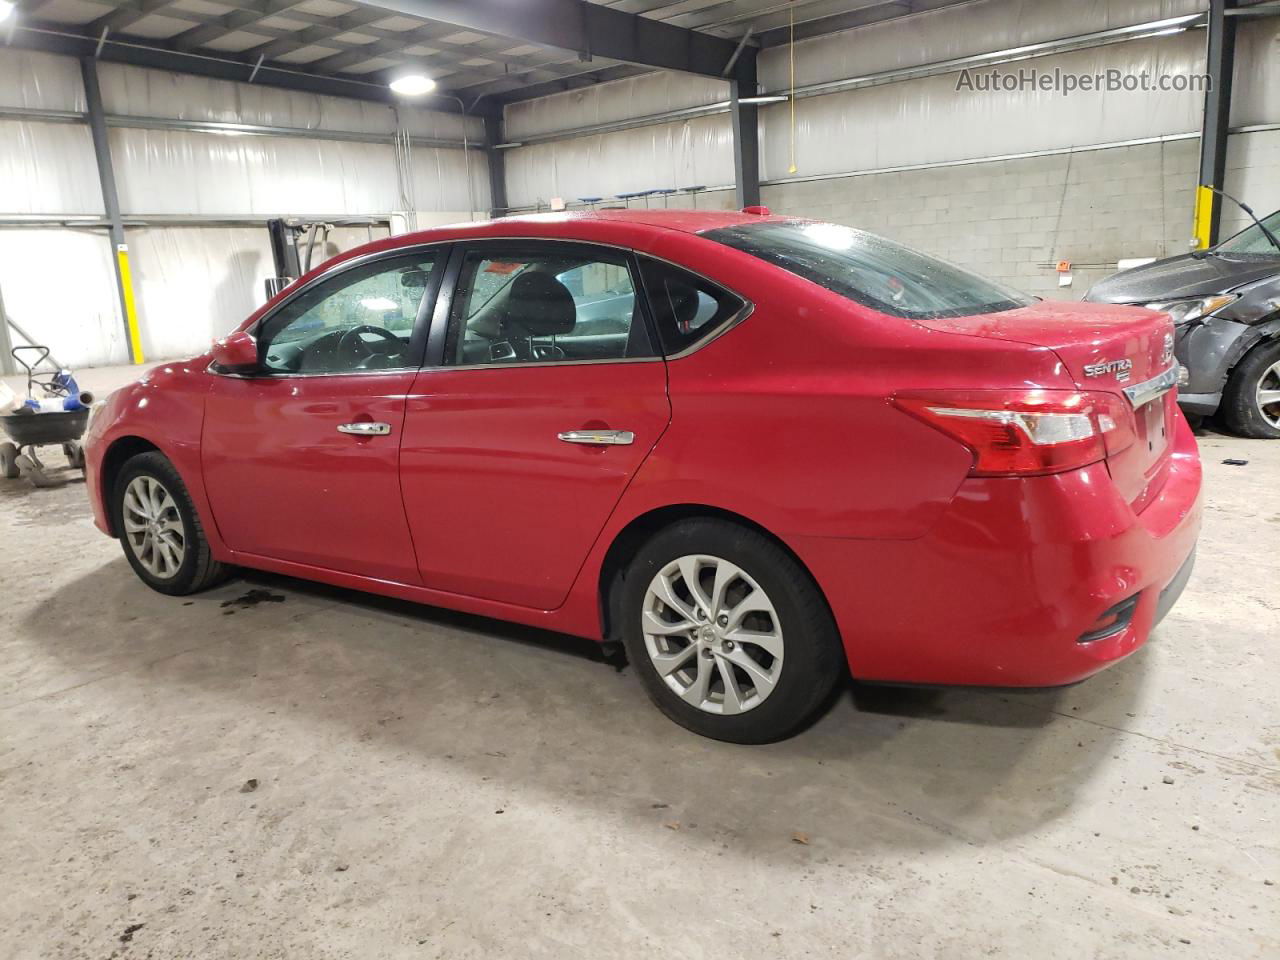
202, 247, 446, 583
399, 240, 670, 609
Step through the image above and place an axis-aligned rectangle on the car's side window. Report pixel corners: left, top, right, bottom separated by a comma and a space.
446, 246, 655, 366
256, 252, 437, 374
638, 259, 745, 356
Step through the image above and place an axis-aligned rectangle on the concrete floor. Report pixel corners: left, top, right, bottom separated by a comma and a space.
1, 364, 1277, 959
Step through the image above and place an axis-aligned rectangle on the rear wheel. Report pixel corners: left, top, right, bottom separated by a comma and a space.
0, 442, 18, 479
619, 518, 844, 744
112, 452, 231, 595
1222, 339, 1280, 439
63, 441, 85, 470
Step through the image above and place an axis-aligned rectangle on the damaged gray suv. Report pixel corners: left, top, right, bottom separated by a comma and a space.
1085, 205, 1280, 438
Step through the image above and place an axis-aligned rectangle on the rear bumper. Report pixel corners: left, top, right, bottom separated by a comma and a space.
791, 413, 1203, 687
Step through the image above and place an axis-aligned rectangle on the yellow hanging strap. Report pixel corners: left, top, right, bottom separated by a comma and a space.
115, 243, 146, 364
1192, 185, 1215, 250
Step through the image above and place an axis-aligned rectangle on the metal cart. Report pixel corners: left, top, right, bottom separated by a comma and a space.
0, 346, 90, 487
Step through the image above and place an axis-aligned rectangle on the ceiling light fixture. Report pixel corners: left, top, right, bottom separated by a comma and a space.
0, 1, 15, 22
738, 95, 788, 105
389, 73, 436, 97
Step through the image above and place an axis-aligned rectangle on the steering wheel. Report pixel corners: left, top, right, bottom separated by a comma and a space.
336, 324, 405, 368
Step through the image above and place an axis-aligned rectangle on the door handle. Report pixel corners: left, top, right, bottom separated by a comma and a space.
337, 422, 392, 436
557, 429, 635, 446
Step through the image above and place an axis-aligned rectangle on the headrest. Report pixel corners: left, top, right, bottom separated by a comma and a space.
663, 278, 700, 333
505, 272, 576, 337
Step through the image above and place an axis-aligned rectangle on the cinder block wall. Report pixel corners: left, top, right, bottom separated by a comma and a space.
757, 138, 1202, 301
604, 130, 1280, 304
1219, 128, 1280, 240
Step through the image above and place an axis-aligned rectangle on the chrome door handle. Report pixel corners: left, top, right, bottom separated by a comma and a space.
558, 429, 635, 446
337, 422, 392, 436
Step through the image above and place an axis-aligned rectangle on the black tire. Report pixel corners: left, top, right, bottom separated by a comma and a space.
0, 442, 18, 479
618, 518, 844, 744
63, 441, 85, 470
111, 451, 232, 595
1221, 338, 1280, 439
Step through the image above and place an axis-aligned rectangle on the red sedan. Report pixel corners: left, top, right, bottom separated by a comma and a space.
84, 210, 1202, 743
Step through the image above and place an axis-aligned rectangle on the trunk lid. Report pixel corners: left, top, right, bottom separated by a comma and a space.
918, 301, 1177, 510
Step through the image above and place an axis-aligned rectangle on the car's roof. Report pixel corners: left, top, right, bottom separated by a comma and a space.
290, 209, 792, 304
508, 208, 778, 233
387, 208, 788, 246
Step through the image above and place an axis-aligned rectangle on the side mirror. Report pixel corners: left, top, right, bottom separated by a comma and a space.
211, 331, 259, 373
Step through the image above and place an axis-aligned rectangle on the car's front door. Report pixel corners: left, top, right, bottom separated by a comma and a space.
202, 248, 444, 583
400, 241, 670, 609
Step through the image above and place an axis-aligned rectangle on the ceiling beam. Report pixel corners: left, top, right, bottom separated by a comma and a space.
86, 0, 185, 36
757, 0, 982, 46
9, 21, 502, 116
168, 1, 328, 52
305, 29, 574, 77
462, 64, 650, 105
348, 0, 754, 81
62, 2, 542, 91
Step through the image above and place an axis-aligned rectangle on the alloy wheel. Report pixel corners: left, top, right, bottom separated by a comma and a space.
1256, 360, 1280, 430
122, 475, 186, 579
641, 554, 784, 715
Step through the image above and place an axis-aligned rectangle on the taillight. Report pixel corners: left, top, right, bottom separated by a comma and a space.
894, 389, 1136, 476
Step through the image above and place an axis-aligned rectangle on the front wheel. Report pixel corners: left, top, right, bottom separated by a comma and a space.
1221, 339, 1280, 439
619, 519, 844, 744
112, 451, 231, 595
63, 441, 85, 470
0, 442, 18, 479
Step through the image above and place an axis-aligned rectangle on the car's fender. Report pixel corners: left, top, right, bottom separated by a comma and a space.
84, 358, 226, 557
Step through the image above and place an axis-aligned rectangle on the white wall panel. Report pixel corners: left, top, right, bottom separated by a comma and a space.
505, 115, 734, 208
126, 226, 274, 359
407, 146, 491, 216
98, 62, 484, 141
111, 128, 401, 216
109, 128, 488, 217
505, 72, 727, 140
0, 121, 102, 215
0, 49, 85, 111
1232, 18, 1280, 126
760, 32, 1206, 182
0, 229, 125, 367
126, 224, 400, 361
758, 0, 1205, 90
398, 104, 486, 143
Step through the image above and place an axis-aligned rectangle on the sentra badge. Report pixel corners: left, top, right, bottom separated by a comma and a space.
1083, 358, 1133, 382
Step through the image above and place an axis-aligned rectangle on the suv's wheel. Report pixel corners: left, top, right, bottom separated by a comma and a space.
619, 518, 844, 743
111, 451, 231, 595
1222, 339, 1280, 439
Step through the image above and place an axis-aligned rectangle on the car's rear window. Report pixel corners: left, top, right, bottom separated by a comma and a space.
702, 221, 1034, 320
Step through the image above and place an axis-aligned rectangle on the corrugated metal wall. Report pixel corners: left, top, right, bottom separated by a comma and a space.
0, 51, 488, 367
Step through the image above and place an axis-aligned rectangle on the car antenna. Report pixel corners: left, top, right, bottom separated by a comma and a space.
1203, 185, 1280, 254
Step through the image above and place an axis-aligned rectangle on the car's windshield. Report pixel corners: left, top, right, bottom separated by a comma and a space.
1215, 209, 1280, 255
702, 220, 1034, 320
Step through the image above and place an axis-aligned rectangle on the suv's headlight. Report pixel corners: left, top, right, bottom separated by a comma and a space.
1144, 294, 1238, 324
